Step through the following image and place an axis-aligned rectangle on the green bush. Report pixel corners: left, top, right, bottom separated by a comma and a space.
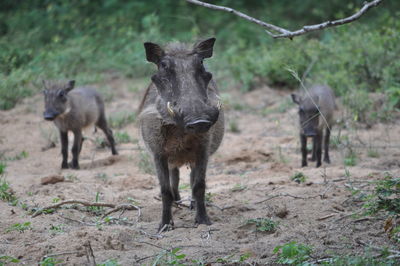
246, 218, 278, 233
1, 1, 399, 118
363, 172, 400, 216
273, 241, 313, 265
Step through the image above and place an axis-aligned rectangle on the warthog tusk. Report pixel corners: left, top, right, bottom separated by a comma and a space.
217, 100, 222, 110
167, 101, 175, 116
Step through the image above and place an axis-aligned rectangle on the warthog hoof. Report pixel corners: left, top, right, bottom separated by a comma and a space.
69, 161, 80, 169
189, 200, 196, 210
61, 162, 69, 169
158, 221, 174, 233
195, 215, 211, 225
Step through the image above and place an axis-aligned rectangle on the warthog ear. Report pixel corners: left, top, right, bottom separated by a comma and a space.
144, 42, 165, 64
291, 93, 300, 105
193, 37, 216, 59
65, 80, 75, 92
42, 79, 48, 90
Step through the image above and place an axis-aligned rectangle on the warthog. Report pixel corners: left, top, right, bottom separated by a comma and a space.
291, 85, 336, 167
42, 80, 117, 169
138, 38, 224, 231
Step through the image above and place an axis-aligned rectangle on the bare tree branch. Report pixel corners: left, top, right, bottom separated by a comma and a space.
186, 0, 384, 39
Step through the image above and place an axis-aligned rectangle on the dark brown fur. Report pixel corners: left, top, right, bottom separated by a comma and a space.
139, 38, 224, 231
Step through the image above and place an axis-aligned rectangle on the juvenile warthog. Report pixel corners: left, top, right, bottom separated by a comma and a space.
291, 85, 336, 167
138, 38, 224, 231
42, 80, 117, 169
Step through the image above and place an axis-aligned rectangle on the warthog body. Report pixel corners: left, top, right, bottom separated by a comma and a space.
291, 85, 336, 167
138, 38, 224, 231
42, 80, 117, 169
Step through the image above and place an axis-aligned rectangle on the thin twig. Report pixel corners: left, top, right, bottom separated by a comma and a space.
157, 224, 170, 234
84, 241, 96, 266
101, 204, 141, 221
138, 241, 168, 251
332, 210, 363, 223
58, 214, 94, 226
254, 194, 281, 204
299, 56, 318, 90
43, 252, 77, 259
32, 200, 140, 218
350, 217, 371, 224
316, 213, 336, 221
137, 228, 164, 240
320, 183, 334, 199
356, 239, 400, 255
135, 254, 158, 263
186, 0, 383, 39
255, 192, 318, 204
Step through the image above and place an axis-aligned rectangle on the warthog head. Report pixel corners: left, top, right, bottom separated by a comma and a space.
144, 38, 220, 134
42, 80, 75, 121
291, 93, 321, 137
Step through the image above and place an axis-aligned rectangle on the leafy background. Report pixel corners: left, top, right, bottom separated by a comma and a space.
0, 0, 399, 117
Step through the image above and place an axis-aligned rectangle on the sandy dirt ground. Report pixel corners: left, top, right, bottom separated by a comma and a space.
0, 78, 399, 265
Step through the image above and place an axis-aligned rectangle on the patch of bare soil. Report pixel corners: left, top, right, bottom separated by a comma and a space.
0, 79, 399, 265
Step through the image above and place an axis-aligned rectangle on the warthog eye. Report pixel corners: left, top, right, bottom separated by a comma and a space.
159, 59, 170, 70
58, 90, 67, 98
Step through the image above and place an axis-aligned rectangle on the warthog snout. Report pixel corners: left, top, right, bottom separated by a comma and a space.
43, 110, 58, 121
304, 131, 317, 137
185, 119, 212, 133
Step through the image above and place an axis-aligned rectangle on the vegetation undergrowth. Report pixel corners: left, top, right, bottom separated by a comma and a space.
0, 1, 398, 127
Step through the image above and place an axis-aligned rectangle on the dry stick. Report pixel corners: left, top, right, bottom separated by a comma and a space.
101, 203, 141, 221
332, 209, 363, 223
316, 213, 336, 221
138, 241, 168, 251
254, 194, 281, 204
135, 254, 158, 263
349, 217, 371, 224
298, 56, 318, 91
42, 251, 78, 259
255, 192, 318, 204
84, 241, 96, 266
356, 239, 400, 256
60, 213, 162, 241
320, 183, 334, 199
186, 0, 383, 39
32, 200, 140, 218
321, 167, 328, 184
155, 196, 230, 211
138, 228, 164, 240
154, 196, 190, 209
58, 214, 94, 226
157, 224, 170, 235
